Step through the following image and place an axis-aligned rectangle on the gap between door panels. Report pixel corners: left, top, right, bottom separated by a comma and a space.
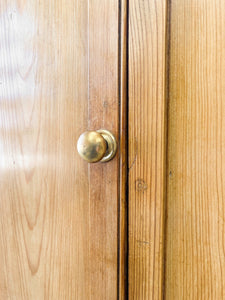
162, 0, 172, 299
118, 0, 129, 299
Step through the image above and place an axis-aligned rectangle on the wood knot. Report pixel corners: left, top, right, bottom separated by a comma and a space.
135, 179, 148, 192
103, 101, 108, 108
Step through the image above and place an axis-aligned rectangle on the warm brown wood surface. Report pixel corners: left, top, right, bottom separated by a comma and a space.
165, 0, 225, 299
128, 0, 168, 298
0, 1, 119, 299
119, 0, 128, 299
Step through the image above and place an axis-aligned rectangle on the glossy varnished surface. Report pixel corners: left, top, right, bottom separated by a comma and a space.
0, 1, 119, 299
128, 0, 167, 298
165, 1, 225, 298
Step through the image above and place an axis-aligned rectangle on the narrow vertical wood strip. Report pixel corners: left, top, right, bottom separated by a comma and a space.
128, 0, 168, 298
119, 0, 128, 298
88, 0, 119, 299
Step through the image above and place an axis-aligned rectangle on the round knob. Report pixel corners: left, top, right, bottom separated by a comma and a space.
77, 129, 117, 163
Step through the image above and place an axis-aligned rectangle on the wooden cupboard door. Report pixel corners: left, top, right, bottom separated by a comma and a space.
0, 1, 121, 299
165, 0, 225, 299
128, 0, 225, 299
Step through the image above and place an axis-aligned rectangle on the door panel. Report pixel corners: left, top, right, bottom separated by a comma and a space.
165, 1, 225, 298
0, 1, 119, 299
128, 0, 225, 299
128, 0, 167, 298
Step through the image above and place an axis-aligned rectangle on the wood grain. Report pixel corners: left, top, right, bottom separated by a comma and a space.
0, 1, 119, 299
119, 0, 128, 299
165, 0, 225, 298
128, 0, 168, 298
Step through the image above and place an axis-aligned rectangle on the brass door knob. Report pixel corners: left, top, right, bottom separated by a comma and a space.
77, 129, 117, 163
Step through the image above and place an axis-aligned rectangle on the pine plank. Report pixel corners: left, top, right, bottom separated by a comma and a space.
128, 0, 168, 298
165, 1, 225, 298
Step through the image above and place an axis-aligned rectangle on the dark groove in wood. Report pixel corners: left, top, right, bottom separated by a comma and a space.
162, 0, 172, 299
